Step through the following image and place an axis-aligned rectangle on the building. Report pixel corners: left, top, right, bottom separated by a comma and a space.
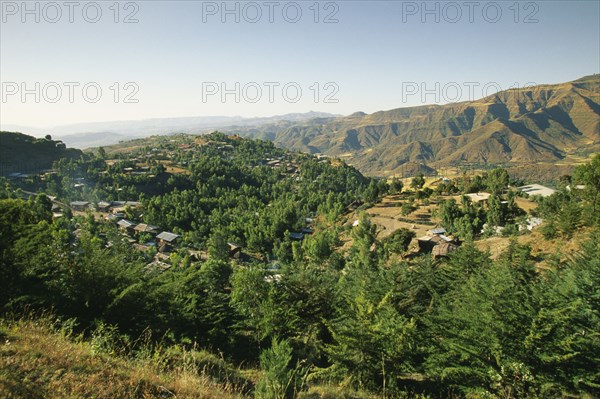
465, 192, 491, 203
144, 260, 171, 274
417, 234, 446, 253
107, 213, 124, 221
431, 242, 458, 259
70, 201, 90, 211
517, 184, 556, 198
428, 227, 447, 235
417, 234, 458, 256
157, 231, 181, 245
519, 217, 543, 232
134, 223, 160, 234
96, 201, 112, 212
117, 219, 137, 231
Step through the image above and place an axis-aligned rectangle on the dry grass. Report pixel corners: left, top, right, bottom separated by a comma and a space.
474, 226, 593, 266
0, 318, 246, 399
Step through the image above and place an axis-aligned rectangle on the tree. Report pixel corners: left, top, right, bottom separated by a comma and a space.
410, 174, 425, 190
556, 199, 581, 239
256, 337, 304, 399
382, 228, 415, 255
485, 168, 509, 195
349, 214, 378, 270
573, 154, 600, 224
389, 178, 403, 194
524, 235, 600, 395
325, 293, 416, 392
208, 229, 229, 262
486, 194, 505, 228
230, 265, 273, 351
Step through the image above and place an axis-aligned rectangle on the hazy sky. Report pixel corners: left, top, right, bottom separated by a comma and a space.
1, 0, 599, 127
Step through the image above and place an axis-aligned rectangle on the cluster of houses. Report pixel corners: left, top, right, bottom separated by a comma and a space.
67, 200, 182, 262
69, 200, 142, 213
262, 157, 300, 175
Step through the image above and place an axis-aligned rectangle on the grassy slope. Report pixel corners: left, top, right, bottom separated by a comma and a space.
0, 318, 245, 399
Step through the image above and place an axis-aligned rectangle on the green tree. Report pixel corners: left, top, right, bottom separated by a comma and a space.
485, 168, 509, 195
256, 337, 304, 399
556, 199, 582, 239
208, 229, 229, 262
382, 228, 415, 256
410, 174, 425, 190
573, 154, 600, 224
389, 178, 403, 194
325, 293, 416, 392
486, 194, 505, 228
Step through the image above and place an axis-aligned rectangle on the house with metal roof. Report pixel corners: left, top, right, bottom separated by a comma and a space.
517, 184, 557, 198
134, 223, 160, 234
70, 201, 90, 211
156, 231, 181, 243
117, 219, 137, 230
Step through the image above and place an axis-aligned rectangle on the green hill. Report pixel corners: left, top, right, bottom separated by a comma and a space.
0, 132, 82, 175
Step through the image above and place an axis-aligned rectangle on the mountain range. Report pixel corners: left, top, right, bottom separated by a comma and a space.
3, 75, 598, 178
230, 75, 599, 176
1, 112, 339, 149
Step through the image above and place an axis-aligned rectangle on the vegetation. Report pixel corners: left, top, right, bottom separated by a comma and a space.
1, 134, 599, 398
0, 132, 82, 175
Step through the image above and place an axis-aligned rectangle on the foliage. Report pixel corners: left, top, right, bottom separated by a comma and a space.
1, 137, 599, 398
256, 337, 305, 399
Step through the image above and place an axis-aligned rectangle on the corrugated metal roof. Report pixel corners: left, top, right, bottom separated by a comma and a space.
157, 231, 180, 242
429, 227, 447, 235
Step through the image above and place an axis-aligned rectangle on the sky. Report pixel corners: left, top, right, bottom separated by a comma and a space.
1, 0, 599, 128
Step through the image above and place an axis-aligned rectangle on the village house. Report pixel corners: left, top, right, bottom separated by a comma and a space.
96, 201, 112, 212
517, 184, 556, 198
144, 260, 171, 274
134, 223, 160, 235
418, 227, 459, 258
106, 213, 125, 221
156, 231, 181, 253
117, 219, 137, 232
157, 231, 180, 244
431, 241, 458, 259
70, 201, 91, 211
465, 192, 491, 204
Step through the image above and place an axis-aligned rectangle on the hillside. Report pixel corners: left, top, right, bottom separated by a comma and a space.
0, 318, 244, 399
0, 132, 82, 175
1, 133, 599, 398
236, 75, 600, 177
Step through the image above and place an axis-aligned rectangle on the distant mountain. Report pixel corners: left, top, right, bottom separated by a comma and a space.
1, 112, 340, 149
236, 75, 599, 176
0, 132, 82, 175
